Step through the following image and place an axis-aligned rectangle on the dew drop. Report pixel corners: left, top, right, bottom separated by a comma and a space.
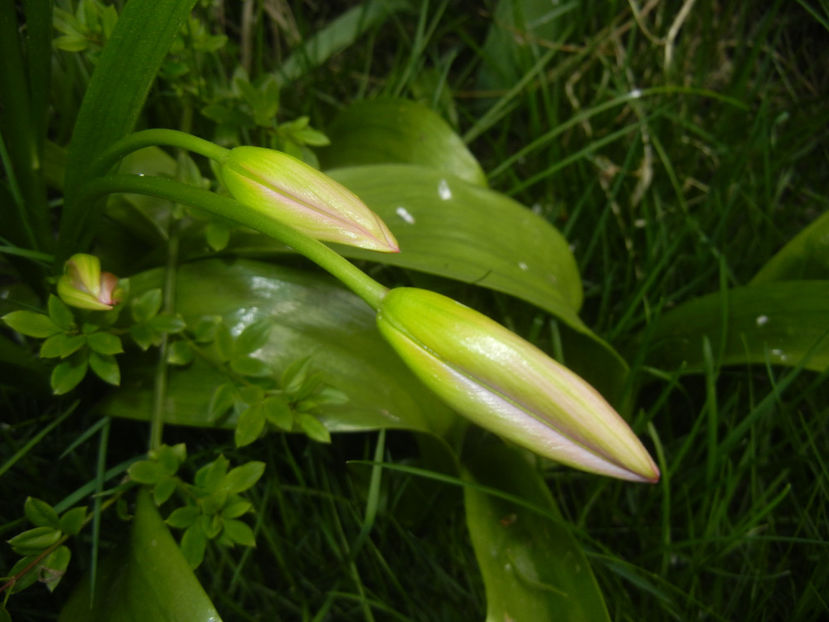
395, 206, 416, 224
756, 315, 769, 327
438, 179, 452, 200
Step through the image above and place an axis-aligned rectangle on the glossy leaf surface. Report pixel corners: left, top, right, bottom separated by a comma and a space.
103, 259, 456, 435
463, 437, 610, 622
751, 211, 829, 283
59, 489, 222, 622
321, 99, 488, 186
328, 164, 584, 322
643, 280, 829, 372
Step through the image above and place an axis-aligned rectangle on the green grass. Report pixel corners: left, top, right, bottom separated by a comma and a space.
2, 0, 828, 620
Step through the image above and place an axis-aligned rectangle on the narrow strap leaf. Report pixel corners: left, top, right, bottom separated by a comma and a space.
59, 0, 197, 262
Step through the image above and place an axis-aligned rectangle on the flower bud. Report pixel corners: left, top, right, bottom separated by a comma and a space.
220, 146, 398, 252
376, 288, 659, 483
57, 254, 122, 311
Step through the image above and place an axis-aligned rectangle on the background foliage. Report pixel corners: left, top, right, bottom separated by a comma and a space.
1, 0, 827, 620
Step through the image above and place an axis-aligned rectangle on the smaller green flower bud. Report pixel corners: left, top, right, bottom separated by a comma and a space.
220, 146, 399, 253
376, 288, 660, 483
57, 254, 122, 311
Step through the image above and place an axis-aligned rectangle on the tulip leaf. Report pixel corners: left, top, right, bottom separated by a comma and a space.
59, 489, 222, 622
327, 164, 584, 320
751, 211, 829, 283
463, 436, 611, 622
642, 280, 829, 373
102, 259, 457, 436
320, 99, 488, 186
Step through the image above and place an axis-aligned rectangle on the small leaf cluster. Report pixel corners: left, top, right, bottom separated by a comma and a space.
166, 455, 264, 569
3, 498, 87, 595
127, 446, 264, 569
126, 443, 188, 505
128, 288, 186, 351
202, 68, 329, 165
204, 323, 347, 447
2, 296, 123, 394
53, 0, 118, 56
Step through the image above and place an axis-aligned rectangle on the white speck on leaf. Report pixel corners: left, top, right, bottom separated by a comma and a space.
438, 179, 452, 200
395, 206, 416, 224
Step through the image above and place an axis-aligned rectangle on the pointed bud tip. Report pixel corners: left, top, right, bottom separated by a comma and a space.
221, 146, 400, 253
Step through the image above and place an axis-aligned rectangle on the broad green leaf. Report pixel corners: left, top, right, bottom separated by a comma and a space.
327, 164, 583, 319
103, 259, 458, 436
321, 98, 487, 186
463, 437, 610, 622
59, 489, 222, 621
751, 210, 829, 283
642, 280, 829, 373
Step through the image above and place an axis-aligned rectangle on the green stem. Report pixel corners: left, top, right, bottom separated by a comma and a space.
77, 175, 389, 310
90, 129, 230, 178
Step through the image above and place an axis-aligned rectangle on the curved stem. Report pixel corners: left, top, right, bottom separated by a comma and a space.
77, 175, 389, 310
90, 129, 230, 178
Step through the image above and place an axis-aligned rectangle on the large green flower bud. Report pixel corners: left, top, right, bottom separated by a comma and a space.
220, 146, 398, 252
377, 288, 659, 483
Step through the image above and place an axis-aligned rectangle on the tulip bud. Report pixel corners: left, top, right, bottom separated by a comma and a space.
57, 254, 122, 311
220, 146, 399, 252
376, 288, 659, 483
